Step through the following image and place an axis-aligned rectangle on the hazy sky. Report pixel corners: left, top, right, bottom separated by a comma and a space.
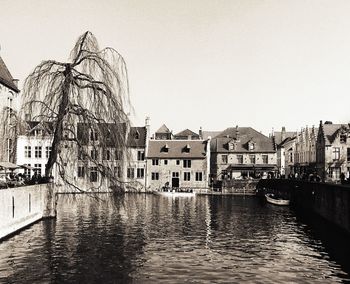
1, 0, 350, 135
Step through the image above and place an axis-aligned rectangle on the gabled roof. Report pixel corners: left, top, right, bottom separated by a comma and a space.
127, 126, 147, 148
322, 124, 349, 145
174, 128, 199, 137
0, 56, 19, 92
212, 127, 275, 153
148, 140, 207, 159
156, 124, 170, 133
273, 131, 297, 145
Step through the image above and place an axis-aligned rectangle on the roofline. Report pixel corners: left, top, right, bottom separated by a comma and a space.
0, 77, 20, 93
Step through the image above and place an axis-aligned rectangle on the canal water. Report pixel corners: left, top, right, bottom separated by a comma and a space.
0, 194, 349, 283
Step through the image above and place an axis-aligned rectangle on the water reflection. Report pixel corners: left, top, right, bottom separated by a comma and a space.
0, 194, 349, 283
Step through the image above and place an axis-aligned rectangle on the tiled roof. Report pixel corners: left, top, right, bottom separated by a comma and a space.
322, 124, 348, 144
212, 127, 275, 153
273, 131, 297, 145
147, 140, 207, 159
127, 127, 147, 148
201, 131, 221, 140
0, 56, 19, 92
156, 124, 170, 133
174, 128, 199, 137
77, 122, 127, 146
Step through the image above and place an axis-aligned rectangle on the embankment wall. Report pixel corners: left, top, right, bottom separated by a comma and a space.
0, 183, 56, 240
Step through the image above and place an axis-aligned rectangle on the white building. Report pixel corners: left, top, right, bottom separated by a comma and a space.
16, 122, 53, 178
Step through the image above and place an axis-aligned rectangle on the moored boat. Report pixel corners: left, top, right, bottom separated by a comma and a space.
265, 193, 290, 206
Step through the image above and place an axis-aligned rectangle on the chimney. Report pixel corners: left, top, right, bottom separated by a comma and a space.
281, 126, 286, 142
12, 79, 19, 88
199, 127, 203, 139
235, 125, 240, 142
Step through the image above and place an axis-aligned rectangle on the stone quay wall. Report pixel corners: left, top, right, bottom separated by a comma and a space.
0, 183, 56, 241
257, 179, 350, 235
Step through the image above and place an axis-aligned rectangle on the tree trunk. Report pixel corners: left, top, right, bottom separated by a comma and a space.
45, 64, 72, 177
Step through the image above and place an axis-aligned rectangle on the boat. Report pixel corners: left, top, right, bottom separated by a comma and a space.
153, 188, 196, 197
265, 193, 290, 206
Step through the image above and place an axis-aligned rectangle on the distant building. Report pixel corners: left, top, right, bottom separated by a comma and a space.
0, 56, 20, 162
211, 126, 277, 180
316, 121, 350, 182
174, 129, 200, 140
294, 126, 318, 176
16, 121, 53, 178
273, 127, 297, 176
146, 139, 210, 190
154, 124, 172, 140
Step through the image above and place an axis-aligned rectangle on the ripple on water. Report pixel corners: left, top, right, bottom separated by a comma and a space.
0, 194, 349, 283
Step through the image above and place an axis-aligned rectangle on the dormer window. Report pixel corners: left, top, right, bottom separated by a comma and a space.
161, 144, 169, 153
248, 140, 255, 151
183, 144, 191, 153
228, 142, 235, 151
135, 131, 140, 140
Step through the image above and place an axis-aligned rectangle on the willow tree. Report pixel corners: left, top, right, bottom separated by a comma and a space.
21, 31, 131, 190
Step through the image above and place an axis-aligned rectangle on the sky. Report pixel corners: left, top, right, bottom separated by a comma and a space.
1, 0, 350, 135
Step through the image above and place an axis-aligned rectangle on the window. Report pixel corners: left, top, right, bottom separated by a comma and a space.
78, 148, 85, 160
90, 130, 98, 141
103, 149, 111, 160
183, 160, 191, 168
90, 167, 98, 182
91, 149, 98, 160
127, 168, 135, 179
172, 172, 179, 178
262, 155, 268, 164
183, 145, 191, 153
184, 172, 191, 181
164, 160, 168, 165
222, 155, 228, 164
152, 159, 159, 166
176, 160, 180, 165
35, 146, 42, 158
249, 155, 256, 164
25, 146, 31, 158
331, 167, 340, 180
115, 150, 122, 160
137, 168, 144, 178
289, 152, 293, 163
151, 172, 159, 180
195, 172, 203, 181
237, 155, 243, 164
45, 146, 52, 159
333, 147, 340, 160
137, 151, 145, 161
347, 148, 350, 162
161, 145, 169, 153
24, 164, 31, 178
34, 164, 42, 176
114, 166, 122, 178
78, 166, 85, 178
248, 142, 255, 150
229, 142, 235, 151
340, 134, 347, 143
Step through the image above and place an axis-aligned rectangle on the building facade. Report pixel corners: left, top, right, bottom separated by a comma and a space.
0, 56, 20, 162
146, 139, 210, 190
211, 126, 277, 181
316, 121, 350, 182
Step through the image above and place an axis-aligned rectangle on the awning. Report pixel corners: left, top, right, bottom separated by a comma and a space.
0, 161, 19, 170
226, 164, 278, 171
